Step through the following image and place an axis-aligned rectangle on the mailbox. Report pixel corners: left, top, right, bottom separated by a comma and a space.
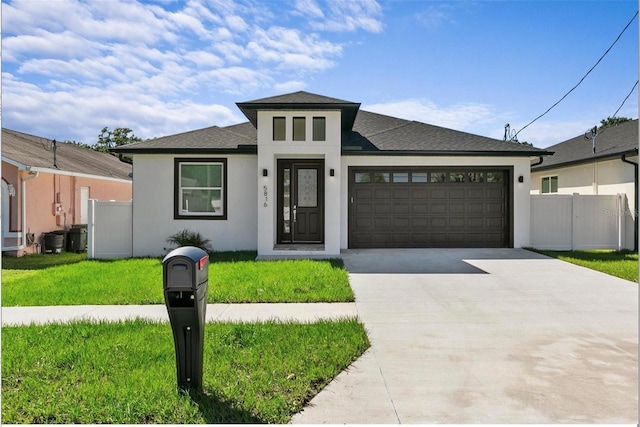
163, 246, 209, 391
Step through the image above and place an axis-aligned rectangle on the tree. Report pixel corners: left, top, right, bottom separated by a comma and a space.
599, 116, 631, 130
63, 140, 92, 149
95, 127, 142, 153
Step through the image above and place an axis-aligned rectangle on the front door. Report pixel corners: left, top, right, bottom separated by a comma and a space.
278, 160, 324, 243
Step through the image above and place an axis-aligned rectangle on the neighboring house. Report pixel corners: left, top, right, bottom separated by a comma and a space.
112, 91, 551, 258
530, 119, 638, 248
2, 128, 133, 256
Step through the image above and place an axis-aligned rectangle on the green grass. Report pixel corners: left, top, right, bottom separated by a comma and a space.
2, 319, 370, 424
531, 249, 638, 282
1, 251, 354, 306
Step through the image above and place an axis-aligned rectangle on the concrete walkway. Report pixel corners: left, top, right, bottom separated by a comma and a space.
1, 302, 358, 326
291, 248, 638, 424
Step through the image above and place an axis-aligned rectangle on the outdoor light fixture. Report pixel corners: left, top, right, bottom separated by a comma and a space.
518, 175, 524, 183
262, 169, 268, 177
329, 168, 335, 177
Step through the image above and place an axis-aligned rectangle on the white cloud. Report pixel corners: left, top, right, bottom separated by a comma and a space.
311, 0, 384, 33
415, 4, 457, 30
294, 0, 324, 18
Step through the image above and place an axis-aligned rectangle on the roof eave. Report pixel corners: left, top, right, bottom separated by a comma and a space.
342, 149, 554, 157
532, 148, 638, 172
110, 146, 258, 155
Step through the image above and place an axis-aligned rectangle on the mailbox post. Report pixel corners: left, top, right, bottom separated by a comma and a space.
162, 246, 209, 391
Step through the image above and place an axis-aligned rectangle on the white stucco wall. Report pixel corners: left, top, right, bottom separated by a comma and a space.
256, 110, 342, 256
131, 154, 257, 257
341, 156, 534, 248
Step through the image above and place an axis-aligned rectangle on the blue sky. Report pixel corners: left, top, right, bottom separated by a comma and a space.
2, 0, 637, 148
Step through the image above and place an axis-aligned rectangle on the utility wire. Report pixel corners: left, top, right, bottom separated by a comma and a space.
514, 10, 638, 140
598, 79, 638, 135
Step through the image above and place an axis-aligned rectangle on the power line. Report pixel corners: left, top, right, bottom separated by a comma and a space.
598, 79, 638, 136
514, 9, 638, 140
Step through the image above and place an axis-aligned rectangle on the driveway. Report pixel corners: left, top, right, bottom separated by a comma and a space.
291, 248, 638, 423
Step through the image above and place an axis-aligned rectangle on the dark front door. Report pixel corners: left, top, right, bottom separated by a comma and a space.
278, 160, 324, 243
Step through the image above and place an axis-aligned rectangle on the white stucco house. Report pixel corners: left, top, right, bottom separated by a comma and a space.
112, 91, 551, 257
530, 119, 638, 248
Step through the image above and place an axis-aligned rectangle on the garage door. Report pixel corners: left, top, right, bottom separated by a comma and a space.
349, 168, 510, 248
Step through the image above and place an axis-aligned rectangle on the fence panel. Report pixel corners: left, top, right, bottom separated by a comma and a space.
530, 194, 626, 250
87, 200, 133, 259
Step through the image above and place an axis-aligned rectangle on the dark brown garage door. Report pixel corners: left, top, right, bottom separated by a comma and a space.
349, 168, 511, 248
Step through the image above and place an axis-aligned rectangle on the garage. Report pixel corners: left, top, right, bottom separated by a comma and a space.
349, 167, 511, 248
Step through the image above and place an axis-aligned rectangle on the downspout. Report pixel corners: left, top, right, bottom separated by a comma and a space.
621, 153, 638, 251
531, 156, 544, 167
3, 170, 40, 252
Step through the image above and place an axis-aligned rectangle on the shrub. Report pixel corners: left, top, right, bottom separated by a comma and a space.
166, 229, 212, 252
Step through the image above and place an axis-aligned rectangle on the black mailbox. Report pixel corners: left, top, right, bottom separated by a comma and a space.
162, 246, 209, 391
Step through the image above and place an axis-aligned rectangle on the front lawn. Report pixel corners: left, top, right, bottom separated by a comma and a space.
1, 251, 354, 306
530, 249, 638, 282
2, 319, 369, 424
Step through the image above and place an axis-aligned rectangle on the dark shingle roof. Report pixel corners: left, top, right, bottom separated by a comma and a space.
2, 128, 132, 180
112, 91, 551, 157
347, 110, 546, 155
532, 119, 638, 171
236, 90, 361, 130
115, 124, 257, 153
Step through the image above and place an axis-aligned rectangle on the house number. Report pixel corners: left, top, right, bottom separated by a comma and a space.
263, 185, 268, 207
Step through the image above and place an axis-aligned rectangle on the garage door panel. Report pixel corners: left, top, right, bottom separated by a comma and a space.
393, 189, 410, 199
394, 204, 410, 214
350, 168, 509, 248
375, 189, 391, 198
449, 202, 465, 214
450, 188, 466, 199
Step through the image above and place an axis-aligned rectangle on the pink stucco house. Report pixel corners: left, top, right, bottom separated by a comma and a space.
2, 129, 132, 256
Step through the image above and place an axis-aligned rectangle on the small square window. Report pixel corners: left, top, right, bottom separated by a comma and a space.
313, 117, 326, 141
450, 172, 465, 183
273, 117, 286, 141
293, 117, 305, 141
468, 172, 484, 183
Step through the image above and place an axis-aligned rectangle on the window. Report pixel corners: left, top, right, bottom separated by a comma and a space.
431, 172, 446, 183
355, 172, 371, 183
175, 158, 227, 220
411, 172, 427, 183
393, 173, 409, 183
487, 172, 504, 183
293, 117, 306, 141
541, 176, 558, 194
273, 117, 286, 141
313, 117, 326, 141
450, 172, 465, 183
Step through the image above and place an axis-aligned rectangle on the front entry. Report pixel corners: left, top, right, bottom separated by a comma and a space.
277, 160, 324, 243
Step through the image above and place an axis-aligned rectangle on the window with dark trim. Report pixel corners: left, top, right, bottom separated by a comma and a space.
541, 176, 558, 194
293, 117, 306, 141
174, 158, 227, 220
273, 117, 286, 141
312, 117, 326, 141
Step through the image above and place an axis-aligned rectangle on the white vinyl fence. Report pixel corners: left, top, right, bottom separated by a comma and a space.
88, 195, 630, 258
530, 194, 628, 250
87, 200, 133, 259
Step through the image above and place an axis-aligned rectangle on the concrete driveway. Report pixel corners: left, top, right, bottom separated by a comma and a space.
291, 248, 638, 424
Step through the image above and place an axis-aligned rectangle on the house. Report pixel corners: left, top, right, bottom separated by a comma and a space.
530, 119, 638, 248
2, 128, 133, 256
111, 91, 551, 258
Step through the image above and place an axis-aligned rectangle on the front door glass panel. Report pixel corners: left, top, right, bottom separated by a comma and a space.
297, 169, 317, 208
